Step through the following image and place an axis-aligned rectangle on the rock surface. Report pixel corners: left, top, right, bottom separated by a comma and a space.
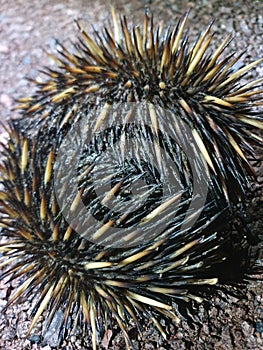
0, 1, 262, 349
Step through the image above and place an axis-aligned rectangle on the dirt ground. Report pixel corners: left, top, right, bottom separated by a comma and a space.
0, 0, 262, 349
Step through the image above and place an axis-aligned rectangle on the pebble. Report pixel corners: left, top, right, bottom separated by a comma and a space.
0, 93, 12, 108
22, 56, 32, 65
0, 299, 7, 307
42, 309, 65, 348
256, 322, 263, 334
28, 334, 41, 344
0, 44, 8, 53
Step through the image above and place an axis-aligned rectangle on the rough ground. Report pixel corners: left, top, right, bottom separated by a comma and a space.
0, 0, 262, 349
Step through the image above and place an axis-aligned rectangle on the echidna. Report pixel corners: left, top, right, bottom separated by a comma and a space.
16, 9, 263, 202
0, 9, 262, 349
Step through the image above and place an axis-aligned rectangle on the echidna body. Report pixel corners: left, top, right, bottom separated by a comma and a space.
0, 9, 262, 349
0, 107, 229, 348
16, 10, 263, 201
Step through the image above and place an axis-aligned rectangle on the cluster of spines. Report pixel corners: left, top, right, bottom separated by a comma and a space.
16, 10, 263, 203
0, 124, 226, 349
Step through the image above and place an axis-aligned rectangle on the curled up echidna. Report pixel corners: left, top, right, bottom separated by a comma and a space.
0, 9, 262, 349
